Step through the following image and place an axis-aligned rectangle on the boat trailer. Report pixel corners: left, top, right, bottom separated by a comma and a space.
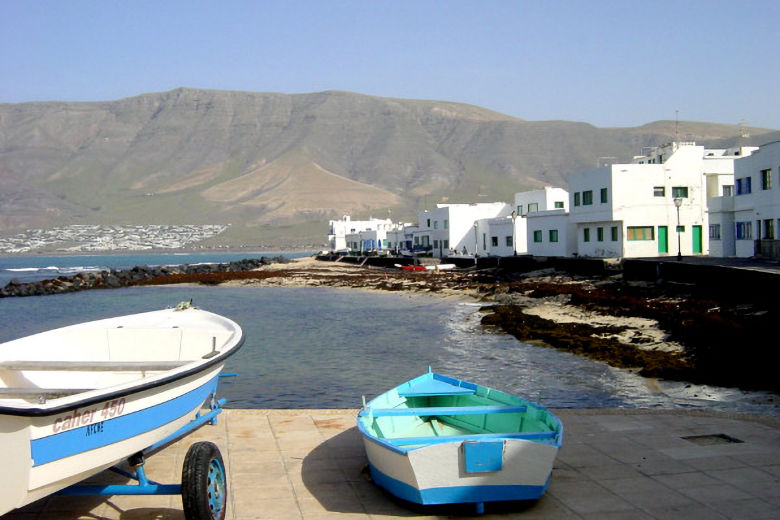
57, 375, 234, 520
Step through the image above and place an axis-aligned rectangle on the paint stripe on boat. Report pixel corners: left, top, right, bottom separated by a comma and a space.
368, 463, 551, 504
30, 377, 217, 466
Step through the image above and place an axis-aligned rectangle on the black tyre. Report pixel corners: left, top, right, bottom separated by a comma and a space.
181, 441, 227, 520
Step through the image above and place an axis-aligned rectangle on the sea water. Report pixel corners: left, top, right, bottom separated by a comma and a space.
0, 251, 312, 287
0, 283, 776, 416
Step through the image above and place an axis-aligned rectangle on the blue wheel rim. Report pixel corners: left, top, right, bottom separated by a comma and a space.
206, 457, 227, 518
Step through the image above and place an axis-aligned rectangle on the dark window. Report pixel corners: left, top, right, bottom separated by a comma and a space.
763, 219, 775, 239
600, 188, 608, 203
709, 224, 721, 240
736, 221, 752, 239
736, 177, 752, 195
761, 169, 772, 190
582, 190, 593, 205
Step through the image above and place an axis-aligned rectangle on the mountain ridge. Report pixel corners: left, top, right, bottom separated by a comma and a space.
1, 88, 776, 245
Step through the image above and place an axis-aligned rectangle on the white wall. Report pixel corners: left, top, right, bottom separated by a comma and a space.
568, 142, 710, 258
707, 196, 735, 257
514, 186, 568, 215
486, 217, 515, 256
733, 141, 780, 257
526, 211, 575, 257
576, 221, 623, 257
418, 203, 512, 257
328, 216, 393, 250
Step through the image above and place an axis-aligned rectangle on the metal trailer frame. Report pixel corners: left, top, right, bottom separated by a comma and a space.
58, 375, 234, 520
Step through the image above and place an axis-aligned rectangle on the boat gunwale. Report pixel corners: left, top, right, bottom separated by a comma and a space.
357, 371, 564, 456
0, 321, 245, 418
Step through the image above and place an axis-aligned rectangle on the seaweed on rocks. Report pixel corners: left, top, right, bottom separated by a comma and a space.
480, 304, 695, 382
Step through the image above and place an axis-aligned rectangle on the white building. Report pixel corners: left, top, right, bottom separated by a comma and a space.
386, 225, 417, 254
709, 141, 780, 258
510, 187, 570, 256
416, 202, 513, 257
514, 187, 569, 216
526, 210, 577, 257
484, 216, 516, 256
700, 145, 758, 198
567, 141, 753, 259
328, 216, 393, 251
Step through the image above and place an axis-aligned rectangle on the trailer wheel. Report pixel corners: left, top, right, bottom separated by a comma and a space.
182, 441, 227, 520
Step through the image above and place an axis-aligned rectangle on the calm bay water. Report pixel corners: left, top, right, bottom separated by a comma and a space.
0, 251, 312, 287
0, 279, 777, 416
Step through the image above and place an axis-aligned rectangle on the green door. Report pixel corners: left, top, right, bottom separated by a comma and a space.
658, 226, 668, 253
692, 225, 702, 253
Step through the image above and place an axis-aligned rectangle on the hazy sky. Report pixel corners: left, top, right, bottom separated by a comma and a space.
1, 0, 778, 129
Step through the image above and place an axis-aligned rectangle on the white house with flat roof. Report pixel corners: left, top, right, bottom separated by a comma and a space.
416, 202, 513, 257
514, 187, 569, 216
328, 216, 394, 251
734, 141, 780, 258
700, 145, 758, 198
526, 209, 577, 257
507, 187, 570, 256
385, 224, 416, 254
567, 141, 754, 259
484, 215, 516, 256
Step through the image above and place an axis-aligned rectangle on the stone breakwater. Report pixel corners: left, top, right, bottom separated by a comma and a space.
0, 257, 290, 298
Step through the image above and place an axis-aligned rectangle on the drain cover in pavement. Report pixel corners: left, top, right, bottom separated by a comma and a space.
681, 433, 743, 445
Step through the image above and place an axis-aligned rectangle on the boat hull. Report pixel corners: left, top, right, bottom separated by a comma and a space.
362, 435, 556, 505
357, 371, 563, 507
2, 366, 222, 513
0, 307, 243, 515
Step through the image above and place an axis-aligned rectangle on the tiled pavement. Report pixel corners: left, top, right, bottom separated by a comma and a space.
4, 408, 779, 519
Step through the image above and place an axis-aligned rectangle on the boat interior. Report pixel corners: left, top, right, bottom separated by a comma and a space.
360, 378, 561, 447
0, 327, 233, 403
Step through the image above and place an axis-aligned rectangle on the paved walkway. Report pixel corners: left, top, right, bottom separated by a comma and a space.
5, 409, 779, 519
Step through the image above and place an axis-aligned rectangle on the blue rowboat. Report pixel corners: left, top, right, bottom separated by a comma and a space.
357, 369, 563, 513
0, 304, 243, 516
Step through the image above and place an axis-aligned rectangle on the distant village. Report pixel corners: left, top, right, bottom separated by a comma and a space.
0, 224, 228, 254
328, 140, 780, 261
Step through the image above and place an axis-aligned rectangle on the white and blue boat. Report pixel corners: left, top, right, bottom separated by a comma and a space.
0, 305, 243, 516
357, 369, 563, 513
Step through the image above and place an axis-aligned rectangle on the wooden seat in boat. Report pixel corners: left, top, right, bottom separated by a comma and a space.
368, 405, 528, 417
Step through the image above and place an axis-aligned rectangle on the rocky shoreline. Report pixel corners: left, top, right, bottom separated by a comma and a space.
0, 257, 290, 297
2, 255, 777, 396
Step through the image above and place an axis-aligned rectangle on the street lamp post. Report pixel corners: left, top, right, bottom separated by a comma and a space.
673, 197, 683, 261
511, 210, 517, 256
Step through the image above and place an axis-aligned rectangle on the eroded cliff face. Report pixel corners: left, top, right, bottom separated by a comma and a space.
1, 88, 774, 237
